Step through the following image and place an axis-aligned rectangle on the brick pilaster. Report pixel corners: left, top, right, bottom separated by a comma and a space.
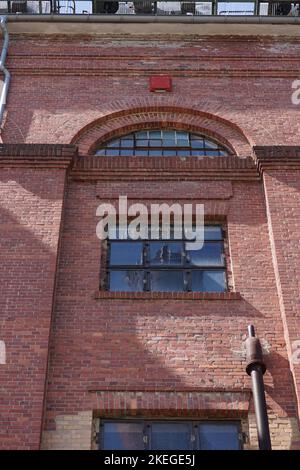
0, 144, 76, 449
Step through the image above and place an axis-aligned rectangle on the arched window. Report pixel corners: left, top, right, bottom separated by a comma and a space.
95, 130, 231, 157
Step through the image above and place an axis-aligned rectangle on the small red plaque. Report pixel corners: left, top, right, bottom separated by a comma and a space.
149, 75, 172, 93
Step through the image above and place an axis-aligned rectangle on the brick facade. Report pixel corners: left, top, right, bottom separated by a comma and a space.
1, 27, 300, 449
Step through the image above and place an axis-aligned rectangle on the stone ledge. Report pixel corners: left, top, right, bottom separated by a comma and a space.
94, 291, 242, 301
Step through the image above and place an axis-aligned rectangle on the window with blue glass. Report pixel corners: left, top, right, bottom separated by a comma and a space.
95, 130, 231, 157
99, 420, 242, 450
106, 225, 227, 292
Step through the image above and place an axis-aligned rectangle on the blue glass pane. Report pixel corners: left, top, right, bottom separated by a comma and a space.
191, 138, 204, 148
163, 150, 177, 156
192, 150, 206, 156
176, 131, 189, 139
102, 422, 145, 450
107, 140, 120, 148
151, 423, 191, 450
149, 139, 160, 147
135, 131, 148, 139
135, 150, 148, 156
204, 226, 223, 240
149, 242, 183, 266
149, 150, 162, 156
121, 139, 134, 147
204, 139, 219, 149
109, 270, 144, 292
205, 150, 220, 157
187, 242, 224, 267
150, 271, 184, 292
162, 139, 176, 147
106, 149, 120, 156
162, 130, 176, 139
191, 270, 226, 292
136, 140, 148, 147
177, 150, 190, 157
149, 130, 161, 138
198, 423, 240, 450
95, 149, 105, 156
177, 139, 189, 146
109, 242, 143, 266
120, 149, 134, 156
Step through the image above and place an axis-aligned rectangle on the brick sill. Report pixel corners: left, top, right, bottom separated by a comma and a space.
95, 291, 242, 301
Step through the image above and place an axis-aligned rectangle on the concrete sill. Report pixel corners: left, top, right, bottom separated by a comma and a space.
95, 291, 242, 300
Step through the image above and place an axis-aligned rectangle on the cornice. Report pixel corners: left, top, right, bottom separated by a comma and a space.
0, 144, 77, 169
254, 146, 300, 173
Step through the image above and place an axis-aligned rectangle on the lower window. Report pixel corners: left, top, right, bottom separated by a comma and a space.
99, 420, 242, 450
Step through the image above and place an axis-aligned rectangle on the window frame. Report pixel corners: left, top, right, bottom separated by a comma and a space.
103, 225, 228, 293
98, 419, 243, 450
94, 130, 232, 158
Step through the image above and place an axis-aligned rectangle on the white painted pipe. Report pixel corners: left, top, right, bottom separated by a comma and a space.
0, 16, 11, 131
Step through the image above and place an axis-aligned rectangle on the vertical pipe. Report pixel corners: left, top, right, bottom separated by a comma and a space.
0, 16, 11, 131
245, 325, 272, 450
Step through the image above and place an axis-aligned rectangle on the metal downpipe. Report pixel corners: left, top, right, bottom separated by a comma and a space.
0, 16, 11, 132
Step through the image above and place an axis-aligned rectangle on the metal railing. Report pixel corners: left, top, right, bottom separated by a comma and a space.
0, 1, 299, 17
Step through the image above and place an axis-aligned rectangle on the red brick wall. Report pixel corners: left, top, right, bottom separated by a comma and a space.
40, 174, 296, 436
2, 36, 300, 148
257, 150, 300, 418
0, 147, 73, 449
1, 33, 300, 449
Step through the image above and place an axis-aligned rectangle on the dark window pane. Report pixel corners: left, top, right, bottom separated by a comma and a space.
151, 423, 191, 450
191, 270, 226, 292
150, 271, 184, 292
109, 242, 143, 266
198, 423, 240, 450
102, 422, 145, 450
187, 242, 224, 267
109, 270, 144, 292
149, 242, 183, 266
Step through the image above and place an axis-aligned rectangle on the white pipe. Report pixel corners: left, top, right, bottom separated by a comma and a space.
0, 16, 11, 131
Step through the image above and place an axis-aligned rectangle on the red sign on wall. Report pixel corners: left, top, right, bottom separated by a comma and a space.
149, 75, 172, 93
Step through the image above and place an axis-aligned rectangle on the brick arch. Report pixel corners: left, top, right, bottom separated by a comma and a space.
71, 104, 251, 156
